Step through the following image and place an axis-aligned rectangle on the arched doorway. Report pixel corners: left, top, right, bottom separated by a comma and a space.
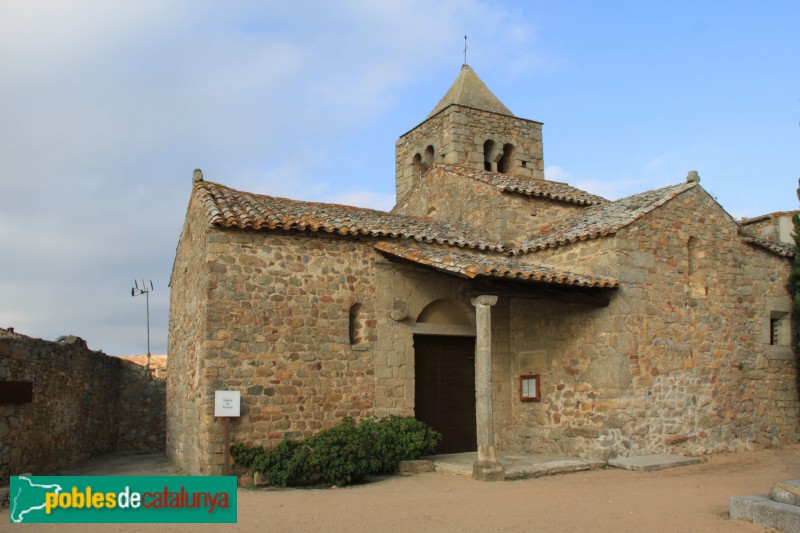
414, 299, 476, 454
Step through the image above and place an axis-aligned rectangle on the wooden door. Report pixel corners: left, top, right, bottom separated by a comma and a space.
414, 335, 476, 454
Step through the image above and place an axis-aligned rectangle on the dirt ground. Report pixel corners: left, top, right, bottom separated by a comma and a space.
3, 445, 799, 532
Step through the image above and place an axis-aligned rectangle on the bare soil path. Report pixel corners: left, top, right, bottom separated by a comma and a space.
3, 445, 798, 532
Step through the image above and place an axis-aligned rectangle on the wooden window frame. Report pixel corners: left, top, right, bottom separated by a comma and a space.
519, 374, 541, 402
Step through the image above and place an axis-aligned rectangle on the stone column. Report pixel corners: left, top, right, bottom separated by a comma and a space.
471, 295, 505, 481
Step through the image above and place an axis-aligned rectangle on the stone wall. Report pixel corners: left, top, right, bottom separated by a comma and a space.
394, 165, 585, 243
170, 201, 385, 474
0, 328, 166, 486
497, 186, 800, 458
395, 105, 544, 201
167, 195, 210, 475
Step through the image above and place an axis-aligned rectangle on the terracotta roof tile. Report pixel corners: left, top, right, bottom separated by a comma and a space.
375, 241, 618, 289
195, 181, 504, 252
439, 164, 607, 206
739, 210, 800, 226
740, 234, 795, 258
512, 182, 697, 254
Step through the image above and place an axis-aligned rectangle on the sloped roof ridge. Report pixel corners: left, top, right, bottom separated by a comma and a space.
437, 164, 607, 206
511, 181, 698, 254
426, 65, 513, 119
195, 180, 505, 252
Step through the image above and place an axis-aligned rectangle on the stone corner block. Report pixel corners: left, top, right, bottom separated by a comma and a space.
472, 460, 505, 482
729, 494, 769, 520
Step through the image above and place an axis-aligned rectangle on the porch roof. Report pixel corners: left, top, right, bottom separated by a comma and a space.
374, 241, 618, 289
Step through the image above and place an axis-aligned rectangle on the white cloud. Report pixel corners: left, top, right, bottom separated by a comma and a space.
317, 191, 396, 212
0, 1, 544, 354
546, 166, 654, 200
544, 165, 569, 182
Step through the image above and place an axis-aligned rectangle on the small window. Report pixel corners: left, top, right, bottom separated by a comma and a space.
349, 303, 364, 345
770, 312, 790, 346
519, 374, 541, 402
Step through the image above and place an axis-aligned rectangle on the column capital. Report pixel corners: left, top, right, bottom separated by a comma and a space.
471, 295, 498, 307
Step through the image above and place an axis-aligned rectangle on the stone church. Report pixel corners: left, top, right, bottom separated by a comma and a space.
167, 65, 799, 478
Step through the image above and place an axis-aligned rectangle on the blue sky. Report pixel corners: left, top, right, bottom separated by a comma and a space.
1, 1, 798, 355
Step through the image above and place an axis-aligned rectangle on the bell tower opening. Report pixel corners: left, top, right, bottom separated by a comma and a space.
483, 140, 496, 171
497, 143, 514, 174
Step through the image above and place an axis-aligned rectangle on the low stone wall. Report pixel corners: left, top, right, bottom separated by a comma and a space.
0, 328, 165, 487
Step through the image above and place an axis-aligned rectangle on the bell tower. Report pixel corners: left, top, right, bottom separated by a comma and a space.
394, 65, 544, 202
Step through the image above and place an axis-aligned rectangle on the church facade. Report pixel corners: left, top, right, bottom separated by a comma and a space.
167, 65, 799, 478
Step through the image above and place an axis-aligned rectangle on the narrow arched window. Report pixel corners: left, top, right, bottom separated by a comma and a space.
423, 145, 435, 169
412, 153, 424, 183
349, 303, 364, 345
483, 140, 496, 171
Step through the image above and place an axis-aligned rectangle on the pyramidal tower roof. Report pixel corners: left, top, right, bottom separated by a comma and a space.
426, 64, 514, 119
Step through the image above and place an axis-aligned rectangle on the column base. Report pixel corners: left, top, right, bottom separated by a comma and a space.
472, 460, 505, 481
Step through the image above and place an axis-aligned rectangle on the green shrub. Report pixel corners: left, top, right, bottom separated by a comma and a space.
360, 415, 441, 474
230, 416, 441, 487
307, 417, 372, 486
231, 440, 311, 487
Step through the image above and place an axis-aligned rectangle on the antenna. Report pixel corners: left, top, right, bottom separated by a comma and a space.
464, 34, 468, 65
131, 279, 154, 372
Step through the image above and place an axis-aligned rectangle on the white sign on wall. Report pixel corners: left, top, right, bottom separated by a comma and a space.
214, 390, 241, 417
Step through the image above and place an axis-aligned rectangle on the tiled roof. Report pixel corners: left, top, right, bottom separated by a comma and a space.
740, 234, 795, 258
739, 210, 799, 226
438, 165, 607, 206
195, 181, 504, 251
512, 182, 698, 254
738, 214, 771, 226
374, 241, 618, 288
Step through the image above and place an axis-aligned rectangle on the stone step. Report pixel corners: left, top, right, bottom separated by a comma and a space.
607, 453, 702, 471
398, 460, 434, 474
429, 452, 603, 480
730, 479, 800, 532
730, 494, 800, 533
